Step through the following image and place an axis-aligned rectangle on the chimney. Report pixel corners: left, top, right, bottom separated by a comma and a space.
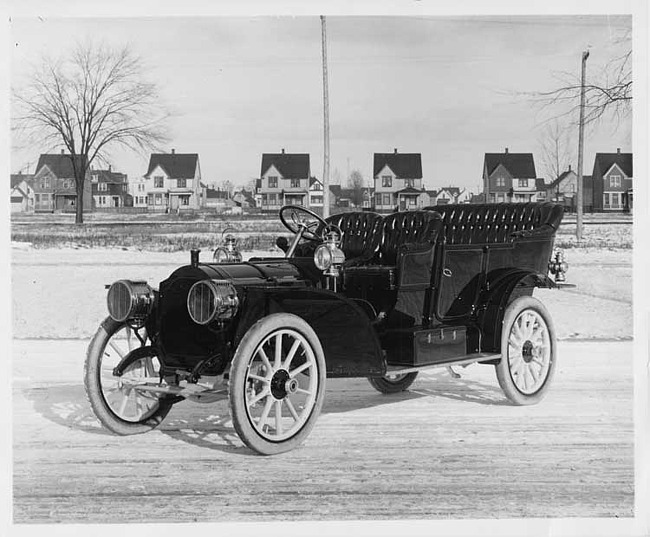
171, 148, 175, 154
394, 148, 398, 154
568, 164, 572, 171
617, 148, 621, 154
505, 147, 509, 154
108, 164, 112, 172
60, 149, 65, 155
281, 148, 285, 154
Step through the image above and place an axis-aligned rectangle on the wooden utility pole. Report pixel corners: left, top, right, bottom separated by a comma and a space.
321, 15, 330, 218
576, 50, 589, 242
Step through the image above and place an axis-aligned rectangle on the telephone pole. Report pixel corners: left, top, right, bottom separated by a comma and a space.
321, 15, 330, 218
576, 50, 589, 242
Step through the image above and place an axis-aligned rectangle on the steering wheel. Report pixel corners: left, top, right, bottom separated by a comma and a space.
279, 205, 328, 242
320, 223, 344, 243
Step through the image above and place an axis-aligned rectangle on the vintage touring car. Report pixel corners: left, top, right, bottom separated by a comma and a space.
85, 202, 571, 455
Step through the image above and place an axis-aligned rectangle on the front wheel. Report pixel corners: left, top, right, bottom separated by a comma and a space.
368, 372, 419, 394
84, 317, 174, 435
495, 296, 557, 405
229, 313, 326, 455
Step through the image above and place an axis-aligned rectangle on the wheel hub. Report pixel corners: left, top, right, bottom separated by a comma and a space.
270, 369, 292, 399
522, 340, 534, 363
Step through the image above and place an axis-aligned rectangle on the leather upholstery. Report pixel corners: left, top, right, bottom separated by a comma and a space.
376, 211, 443, 265
423, 202, 563, 245
325, 211, 383, 262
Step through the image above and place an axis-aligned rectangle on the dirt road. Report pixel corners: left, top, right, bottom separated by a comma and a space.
12, 339, 633, 523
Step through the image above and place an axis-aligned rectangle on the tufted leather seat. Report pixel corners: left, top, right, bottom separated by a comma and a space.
423, 202, 564, 245
325, 211, 383, 266
375, 211, 443, 265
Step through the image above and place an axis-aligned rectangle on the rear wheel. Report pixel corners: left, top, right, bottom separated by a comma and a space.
495, 296, 556, 405
84, 317, 174, 435
368, 372, 419, 394
229, 313, 326, 455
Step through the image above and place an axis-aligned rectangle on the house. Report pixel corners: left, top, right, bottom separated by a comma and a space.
90, 166, 131, 209
232, 189, 256, 209
32, 151, 92, 212
309, 177, 324, 213
10, 172, 35, 213
545, 166, 593, 211
482, 148, 544, 203
591, 149, 633, 212
373, 149, 423, 212
143, 149, 203, 212
259, 149, 310, 212
204, 188, 234, 212
432, 186, 464, 206
130, 175, 148, 208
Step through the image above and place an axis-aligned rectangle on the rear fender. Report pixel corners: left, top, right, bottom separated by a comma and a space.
477, 269, 555, 353
234, 287, 385, 378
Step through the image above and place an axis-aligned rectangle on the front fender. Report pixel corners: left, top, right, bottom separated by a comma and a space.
234, 287, 385, 378
477, 269, 555, 353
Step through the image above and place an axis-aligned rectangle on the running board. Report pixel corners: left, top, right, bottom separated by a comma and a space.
386, 352, 501, 375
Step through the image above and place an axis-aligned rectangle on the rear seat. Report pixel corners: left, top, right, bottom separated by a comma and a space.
423, 202, 564, 245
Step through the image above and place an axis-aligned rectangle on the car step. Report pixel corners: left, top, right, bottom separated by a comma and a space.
386, 352, 501, 375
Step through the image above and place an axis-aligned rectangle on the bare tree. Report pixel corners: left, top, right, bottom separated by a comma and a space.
347, 169, 365, 207
538, 120, 574, 182
13, 41, 168, 223
531, 30, 631, 127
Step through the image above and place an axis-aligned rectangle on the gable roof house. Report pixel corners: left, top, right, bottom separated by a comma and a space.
482, 148, 542, 203
232, 189, 257, 210
545, 165, 593, 211
32, 151, 92, 212
591, 149, 633, 212
90, 166, 131, 210
204, 188, 235, 212
143, 150, 202, 212
373, 149, 424, 212
259, 150, 310, 212
10, 172, 35, 213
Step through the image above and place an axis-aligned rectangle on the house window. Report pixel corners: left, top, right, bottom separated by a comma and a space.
100, 196, 106, 205
569, 184, 575, 192
269, 193, 277, 204
290, 179, 301, 188
603, 193, 610, 209
311, 195, 323, 204
268, 176, 278, 188
154, 176, 164, 188
91, 174, 98, 183
147, 194, 154, 205
155, 194, 162, 205
518, 179, 528, 188
180, 195, 190, 205
495, 177, 506, 187
610, 175, 621, 188
375, 193, 382, 206
262, 194, 268, 206
497, 193, 504, 202
382, 176, 392, 188
41, 178, 50, 189
404, 178, 415, 188
138, 183, 144, 192
98, 182, 107, 191
611, 193, 620, 208
177, 179, 186, 188
382, 193, 391, 206
490, 193, 496, 203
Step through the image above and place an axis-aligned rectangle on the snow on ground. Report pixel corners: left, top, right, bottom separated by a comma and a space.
10, 244, 632, 341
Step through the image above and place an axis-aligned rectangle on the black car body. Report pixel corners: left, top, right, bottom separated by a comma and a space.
85, 202, 570, 454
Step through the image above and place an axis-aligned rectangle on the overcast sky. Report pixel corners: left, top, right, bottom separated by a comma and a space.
9, 13, 633, 193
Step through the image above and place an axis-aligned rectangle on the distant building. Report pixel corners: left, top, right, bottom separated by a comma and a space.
32, 151, 92, 212
482, 148, 544, 203
10, 172, 35, 213
143, 149, 202, 212
591, 149, 633, 212
90, 166, 131, 209
546, 165, 593, 211
232, 189, 256, 209
259, 149, 310, 212
373, 149, 423, 212
204, 188, 234, 212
